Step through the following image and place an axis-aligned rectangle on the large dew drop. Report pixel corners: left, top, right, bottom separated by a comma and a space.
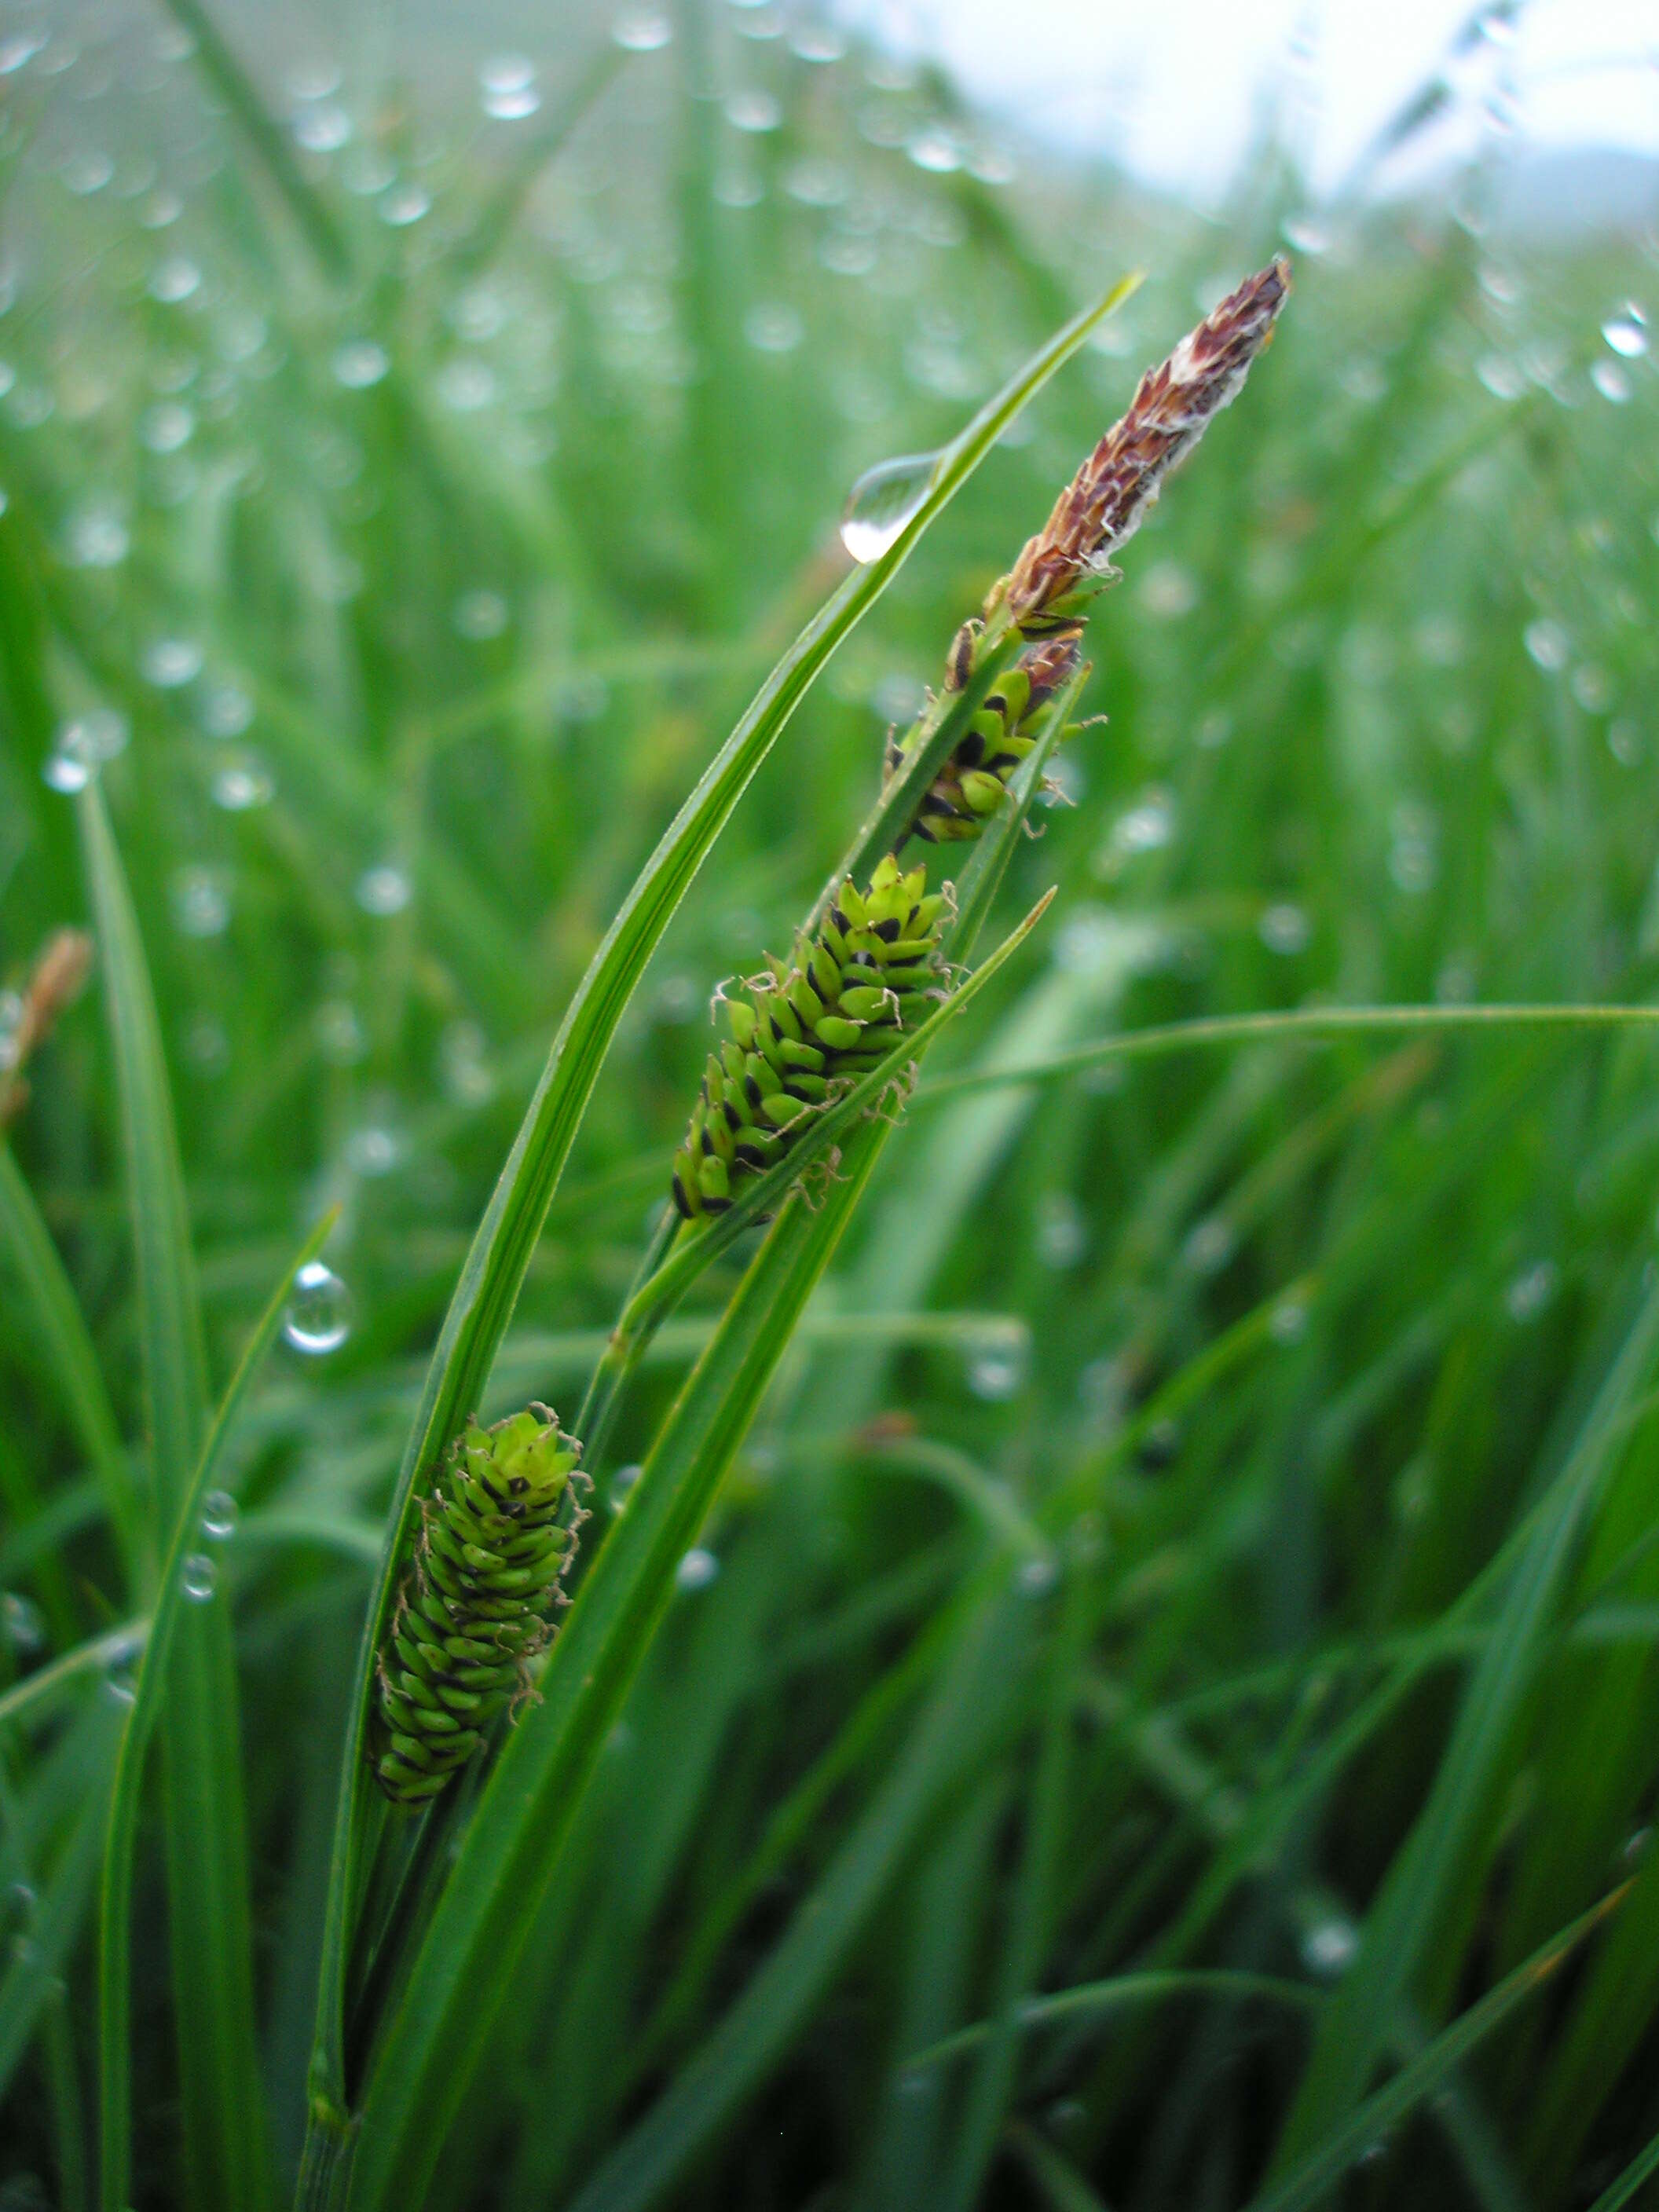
839, 450, 937, 564
283, 1259, 351, 1355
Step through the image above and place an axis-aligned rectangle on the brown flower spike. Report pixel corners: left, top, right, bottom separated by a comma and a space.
996, 257, 1291, 636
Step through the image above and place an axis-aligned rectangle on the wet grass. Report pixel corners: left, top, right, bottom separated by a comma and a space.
2, 5, 1659, 2209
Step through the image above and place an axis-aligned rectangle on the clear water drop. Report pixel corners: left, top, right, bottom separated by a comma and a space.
724, 88, 780, 132
743, 302, 804, 353
676, 1546, 720, 1591
381, 183, 430, 227
1523, 618, 1569, 672
2, 1591, 45, 1654
1506, 1260, 1557, 1321
293, 104, 350, 152
452, 588, 508, 639
283, 1259, 350, 1354
613, 7, 672, 49
968, 1346, 1026, 1401
333, 339, 389, 389
148, 255, 201, 305
200, 1490, 238, 1541
1281, 211, 1329, 256
61, 499, 130, 568
142, 636, 204, 688
355, 864, 411, 917
840, 449, 936, 563
170, 866, 231, 938
211, 756, 274, 811
1259, 902, 1309, 954
1591, 359, 1632, 405
1302, 1917, 1358, 1976
1602, 311, 1648, 359
181, 1553, 217, 1602
1016, 1554, 1059, 1598
42, 735, 94, 793
609, 1463, 643, 1514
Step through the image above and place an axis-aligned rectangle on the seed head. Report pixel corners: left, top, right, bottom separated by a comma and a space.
999, 258, 1290, 635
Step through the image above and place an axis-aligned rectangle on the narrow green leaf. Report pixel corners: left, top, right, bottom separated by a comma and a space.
1247, 1892, 1626, 2212
155, 0, 351, 275
0, 1142, 142, 1577
562, 1601, 1024, 2212
97, 1213, 336, 2212
1275, 1269, 1659, 2161
919, 1000, 1659, 1101
300, 273, 1137, 2162
908, 1970, 1322, 2073
77, 784, 270, 2212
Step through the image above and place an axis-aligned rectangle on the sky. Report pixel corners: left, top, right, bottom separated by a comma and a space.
830, 0, 1659, 200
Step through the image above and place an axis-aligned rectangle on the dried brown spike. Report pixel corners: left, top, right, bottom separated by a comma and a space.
1002, 258, 1290, 635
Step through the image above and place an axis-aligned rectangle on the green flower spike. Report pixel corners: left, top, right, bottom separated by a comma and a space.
884, 625, 1085, 848
671, 852, 949, 1223
374, 1404, 586, 1807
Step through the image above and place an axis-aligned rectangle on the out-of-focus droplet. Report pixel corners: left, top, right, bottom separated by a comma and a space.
2, 1591, 46, 1654
676, 1546, 720, 1590
333, 339, 389, 389
840, 449, 936, 562
355, 864, 411, 917
1523, 618, 1569, 672
142, 637, 205, 688
201, 1490, 238, 1540
181, 1552, 217, 1601
613, 7, 672, 50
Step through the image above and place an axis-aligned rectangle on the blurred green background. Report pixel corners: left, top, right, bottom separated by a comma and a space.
4, 2, 1659, 2206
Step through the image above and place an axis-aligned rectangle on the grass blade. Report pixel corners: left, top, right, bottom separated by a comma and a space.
77, 784, 270, 2212
97, 1213, 335, 2212
0, 1143, 141, 1579
1247, 1892, 1627, 2212
299, 273, 1137, 2170
1274, 1267, 1659, 2163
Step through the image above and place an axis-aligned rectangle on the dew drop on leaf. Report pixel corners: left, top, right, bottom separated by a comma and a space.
840, 450, 937, 564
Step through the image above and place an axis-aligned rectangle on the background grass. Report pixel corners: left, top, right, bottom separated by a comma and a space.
3, 2, 1659, 2207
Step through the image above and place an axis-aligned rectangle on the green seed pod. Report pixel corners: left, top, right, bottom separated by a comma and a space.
670, 852, 947, 1224
373, 1405, 585, 1807
884, 626, 1086, 848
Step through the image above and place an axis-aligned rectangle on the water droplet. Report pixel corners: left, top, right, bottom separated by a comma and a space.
1506, 1260, 1557, 1321
0, 33, 47, 73
148, 255, 201, 305
1302, 1917, 1358, 1976
1139, 562, 1197, 619
355, 864, 411, 917
62, 499, 130, 568
613, 6, 672, 49
200, 1490, 238, 1540
479, 58, 539, 118
791, 22, 844, 62
1182, 1214, 1235, 1277
906, 124, 960, 174
1270, 1298, 1309, 1344
1281, 211, 1329, 256
435, 358, 496, 412
1591, 359, 1632, 405
1570, 663, 1613, 713
452, 588, 508, 639
333, 339, 389, 389
967, 1346, 1026, 1401
2, 1591, 45, 1654
140, 401, 193, 453
211, 756, 274, 811
381, 182, 430, 227
181, 1553, 217, 1602
840, 449, 936, 563
170, 866, 231, 938
725, 88, 780, 132
1016, 1554, 1059, 1598
345, 1122, 402, 1177
142, 636, 204, 688
609, 1463, 643, 1514
743, 302, 804, 353
1602, 309, 1648, 359
313, 999, 366, 1065
42, 726, 97, 793
439, 1020, 495, 1105
676, 1546, 720, 1591
294, 104, 351, 152
200, 681, 253, 737
283, 1259, 350, 1354
1523, 619, 1569, 672
1475, 353, 1525, 401
1610, 718, 1643, 767
1037, 1192, 1086, 1269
